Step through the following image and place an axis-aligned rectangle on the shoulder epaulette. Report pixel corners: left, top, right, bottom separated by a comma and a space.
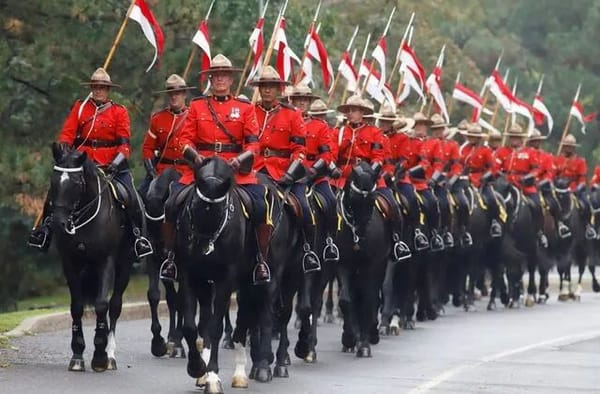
279, 101, 295, 110
234, 96, 251, 104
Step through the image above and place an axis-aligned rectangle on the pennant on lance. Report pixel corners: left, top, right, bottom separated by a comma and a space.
128, 0, 164, 72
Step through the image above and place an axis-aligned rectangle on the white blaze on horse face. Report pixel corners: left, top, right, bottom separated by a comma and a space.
60, 171, 70, 185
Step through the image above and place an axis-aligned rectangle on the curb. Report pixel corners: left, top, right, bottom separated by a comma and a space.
5, 301, 168, 338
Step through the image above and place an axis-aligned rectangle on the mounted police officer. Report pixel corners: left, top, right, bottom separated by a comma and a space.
139, 74, 195, 198
28, 68, 153, 259
251, 66, 321, 276
159, 54, 271, 284
289, 86, 340, 263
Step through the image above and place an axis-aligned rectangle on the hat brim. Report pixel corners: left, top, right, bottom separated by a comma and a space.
81, 80, 121, 88
504, 132, 526, 137
289, 93, 321, 100
528, 136, 547, 141
249, 78, 292, 86
430, 122, 451, 129
395, 119, 416, 134
376, 115, 398, 121
561, 142, 580, 147
461, 131, 484, 137
414, 119, 433, 126
337, 104, 374, 115
308, 109, 334, 115
153, 86, 197, 94
199, 67, 243, 75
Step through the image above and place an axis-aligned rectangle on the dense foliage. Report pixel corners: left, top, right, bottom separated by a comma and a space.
1, 0, 598, 309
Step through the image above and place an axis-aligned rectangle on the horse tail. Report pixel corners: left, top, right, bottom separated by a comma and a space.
81, 266, 99, 306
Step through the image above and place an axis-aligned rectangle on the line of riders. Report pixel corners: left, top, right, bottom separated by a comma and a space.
28, 53, 600, 287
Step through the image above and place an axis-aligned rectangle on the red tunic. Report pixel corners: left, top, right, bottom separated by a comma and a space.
333, 122, 385, 189
141, 107, 189, 176
555, 155, 587, 191
493, 146, 512, 173
305, 116, 337, 184
388, 132, 412, 184
178, 96, 260, 185
503, 147, 538, 194
590, 165, 600, 186
254, 101, 307, 180
440, 139, 463, 177
530, 148, 555, 182
461, 144, 493, 187
57, 99, 130, 165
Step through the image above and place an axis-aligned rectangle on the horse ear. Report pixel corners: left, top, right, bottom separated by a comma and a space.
75, 150, 87, 167
51, 142, 65, 163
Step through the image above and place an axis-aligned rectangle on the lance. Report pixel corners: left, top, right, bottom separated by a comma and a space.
236, 0, 270, 96
182, 0, 216, 82
294, 1, 322, 85
387, 11, 415, 86
446, 72, 460, 119
351, 32, 371, 101
252, 0, 289, 103
359, 6, 395, 95
557, 83, 581, 155
327, 25, 359, 106
394, 24, 414, 101
103, 0, 137, 70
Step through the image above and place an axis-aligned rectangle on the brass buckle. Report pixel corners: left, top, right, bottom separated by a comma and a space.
214, 142, 223, 153
263, 148, 271, 157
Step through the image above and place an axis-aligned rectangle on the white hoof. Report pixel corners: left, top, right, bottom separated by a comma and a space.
390, 316, 400, 336
231, 375, 249, 389
558, 286, 570, 301
205, 371, 224, 394
525, 295, 535, 307
196, 374, 206, 387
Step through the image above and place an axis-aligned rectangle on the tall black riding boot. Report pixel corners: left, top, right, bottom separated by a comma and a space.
127, 191, 153, 258
254, 223, 273, 284
28, 195, 53, 252
159, 221, 177, 282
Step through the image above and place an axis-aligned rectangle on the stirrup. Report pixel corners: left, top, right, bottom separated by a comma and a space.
490, 219, 502, 238
443, 232, 454, 248
392, 233, 412, 261
461, 232, 473, 247
557, 221, 572, 239
430, 231, 445, 252
28, 227, 51, 251
323, 236, 340, 262
414, 228, 430, 251
134, 236, 154, 258
585, 224, 597, 240
302, 244, 321, 273
252, 259, 271, 285
159, 253, 177, 282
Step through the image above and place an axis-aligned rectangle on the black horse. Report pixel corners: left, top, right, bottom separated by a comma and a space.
49, 143, 135, 372
174, 157, 262, 392
587, 185, 600, 292
141, 168, 186, 358
336, 162, 391, 357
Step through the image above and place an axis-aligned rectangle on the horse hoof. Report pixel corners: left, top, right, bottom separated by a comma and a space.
68, 357, 85, 372
323, 313, 335, 324
222, 338, 234, 350
426, 309, 438, 321
592, 279, 600, 293
356, 346, 372, 358
403, 320, 415, 330
500, 293, 510, 306
170, 346, 186, 358
187, 358, 207, 379
255, 367, 273, 383
283, 353, 291, 366
525, 297, 535, 308
341, 346, 355, 353
369, 329, 380, 345
204, 375, 224, 394
390, 325, 400, 336
273, 365, 289, 378
91, 356, 108, 373
487, 301, 496, 311
151, 337, 168, 357
295, 341, 309, 360
196, 374, 206, 388
558, 294, 570, 302
107, 357, 117, 371
304, 350, 317, 363
379, 325, 390, 336
248, 366, 257, 380
231, 375, 249, 389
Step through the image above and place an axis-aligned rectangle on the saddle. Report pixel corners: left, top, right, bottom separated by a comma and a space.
285, 192, 304, 222
233, 186, 252, 220
108, 177, 130, 208
165, 184, 194, 220
374, 192, 403, 223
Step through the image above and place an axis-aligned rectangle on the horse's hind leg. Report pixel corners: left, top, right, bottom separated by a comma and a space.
222, 299, 235, 349
66, 275, 86, 372
91, 259, 114, 372
106, 260, 132, 370
525, 262, 537, 307
590, 265, 600, 292
147, 256, 167, 357
164, 280, 185, 357
180, 274, 207, 379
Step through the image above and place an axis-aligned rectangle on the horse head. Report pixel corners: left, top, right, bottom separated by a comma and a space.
553, 177, 574, 216
193, 156, 235, 204
341, 161, 378, 222
493, 174, 518, 216
145, 167, 181, 221
50, 142, 95, 234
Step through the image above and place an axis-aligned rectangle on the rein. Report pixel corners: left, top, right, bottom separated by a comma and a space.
53, 165, 112, 235
188, 188, 232, 255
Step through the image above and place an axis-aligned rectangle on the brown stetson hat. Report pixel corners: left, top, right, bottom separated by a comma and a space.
80, 67, 120, 88
336, 95, 374, 115
199, 54, 243, 75
249, 65, 291, 86
153, 74, 196, 94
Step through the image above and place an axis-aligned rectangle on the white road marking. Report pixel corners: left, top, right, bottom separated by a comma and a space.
409, 330, 600, 393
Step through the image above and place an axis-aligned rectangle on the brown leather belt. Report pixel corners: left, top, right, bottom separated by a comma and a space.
74, 138, 123, 148
159, 158, 187, 165
197, 142, 242, 153
261, 147, 291, 158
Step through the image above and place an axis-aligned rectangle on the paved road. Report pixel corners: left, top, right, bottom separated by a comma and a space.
2, 292, 600, 394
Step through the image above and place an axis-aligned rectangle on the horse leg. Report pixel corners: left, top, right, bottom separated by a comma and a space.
590, 265, 600, 292
203, 284, 232, 394
357, 272, 380, 358
294, 272, 314, 362
274, 285, 294, 378
164, 280, 185, 358
525, 262, 537, 307
66, 275, 86, 372
537, 267, 549, 304
254, 285, 275, 383
338, 264, 358, 352
323, 277, 336, 323
379, 259, 397, 336
304, 270, 328, 363
180, 274, 206, 379
105, 259, 131, 371
222, 299, 235, 350
91, 259, 113, 372
148, 256, 167, 357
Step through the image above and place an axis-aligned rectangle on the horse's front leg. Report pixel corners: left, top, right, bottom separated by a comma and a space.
525, 262, 537, 307
147, 255, 167, 357
163, 280, 185, 357
106, 256, 132, 370
204, 283, 232, 394
91, 258, 114, 372
338, 263, 358, 352
180, 270, 207, 379
66, 272, 86, 372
